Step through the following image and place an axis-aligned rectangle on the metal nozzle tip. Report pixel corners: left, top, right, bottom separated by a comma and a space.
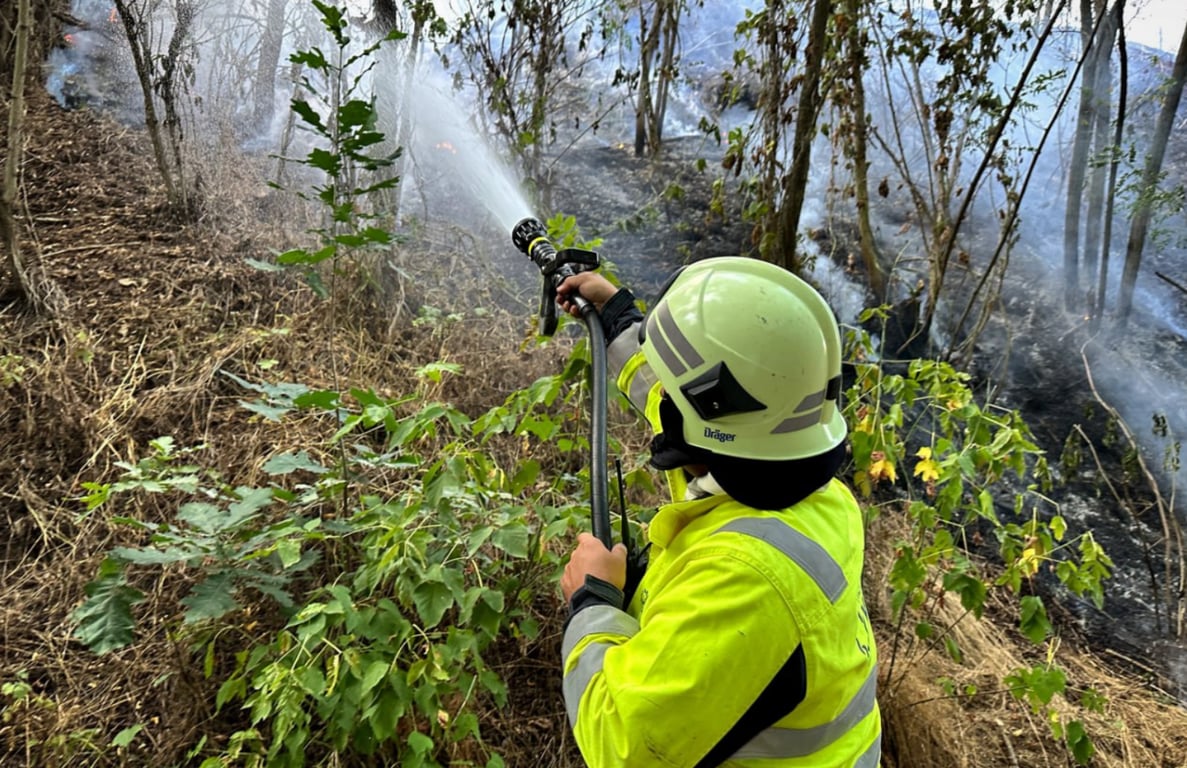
511, 217, 545, 253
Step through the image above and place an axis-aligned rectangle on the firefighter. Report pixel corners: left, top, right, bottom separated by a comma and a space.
554, 257, 881, 768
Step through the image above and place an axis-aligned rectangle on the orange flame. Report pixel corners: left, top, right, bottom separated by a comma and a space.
64, 33, 76, 46
109, 7, 117, 23
435, 141, 457, 154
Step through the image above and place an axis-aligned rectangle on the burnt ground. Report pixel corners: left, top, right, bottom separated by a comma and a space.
3, 85, 1187, 768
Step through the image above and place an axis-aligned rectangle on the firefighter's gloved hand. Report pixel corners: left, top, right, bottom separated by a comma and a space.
562, 532, 626, 602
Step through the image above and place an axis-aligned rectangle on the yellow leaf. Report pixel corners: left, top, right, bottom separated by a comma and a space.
913, 457, 941, 483
869, 459, 897, 484
1019, 546, 1040, 577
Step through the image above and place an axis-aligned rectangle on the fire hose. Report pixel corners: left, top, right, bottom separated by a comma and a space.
510, 217, 613, 549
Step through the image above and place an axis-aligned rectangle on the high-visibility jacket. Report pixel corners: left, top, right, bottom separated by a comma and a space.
561, 319, 882, 768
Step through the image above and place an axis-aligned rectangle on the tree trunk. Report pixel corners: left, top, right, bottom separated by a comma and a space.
1092, 3, 1126, 330
113, 0, 180, 209
1117, 20, 1187, 326
843, 0, 884, 300
253, 0, 287, 130
635, 1, 658, 157
1062, 0, 1105, 310
653, 2, 680, 149
1, 0, 32, 307
1082, 3, 1119, 304
159, 0, 196, 215
774, 0, 832, 273
1, 0, 54, 314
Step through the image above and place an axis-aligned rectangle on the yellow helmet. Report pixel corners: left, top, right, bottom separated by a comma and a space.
641, 257, 846, 461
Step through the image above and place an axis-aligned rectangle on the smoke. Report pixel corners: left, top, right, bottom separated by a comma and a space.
381, 71, 536, 235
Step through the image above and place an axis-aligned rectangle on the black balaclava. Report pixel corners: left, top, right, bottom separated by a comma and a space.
649, 394, 845, 511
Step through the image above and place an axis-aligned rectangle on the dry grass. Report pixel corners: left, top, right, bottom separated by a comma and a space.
866, 513, 1187, 768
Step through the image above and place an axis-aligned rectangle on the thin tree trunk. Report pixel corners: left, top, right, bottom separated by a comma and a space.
1082, 4, 1119, 301
113, 0, 180, 209
775, 0, 832, 272
653, 2, 679, 149
1092, 4, 1126, 330
1117, 20, 1187, 326
635, 1, 659, 157
1063, 0, 1106, 310
843, 0, 883, 300
159, 0, 196, 214
253, 0, 287, 130
2, 0, 38, 311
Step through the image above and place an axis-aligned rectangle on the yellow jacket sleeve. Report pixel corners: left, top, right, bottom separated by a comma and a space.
562, 539, 803, 767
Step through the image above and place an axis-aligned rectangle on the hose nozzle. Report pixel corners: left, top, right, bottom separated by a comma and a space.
510, 216, 600, 336
511, 217, 548, 257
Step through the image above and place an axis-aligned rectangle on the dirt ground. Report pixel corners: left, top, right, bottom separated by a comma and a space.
3, 87, 1187, 767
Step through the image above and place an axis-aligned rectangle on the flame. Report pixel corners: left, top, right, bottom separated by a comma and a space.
435, 141, 457, 154
64, 33, 75, 46
109, 7, 117, 23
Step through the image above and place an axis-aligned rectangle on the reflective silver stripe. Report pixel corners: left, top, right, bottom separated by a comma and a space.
646, 312, 687, 377
771, 412, 821, 434
795, 389, 826, 412
563, 641, 611, 726
656, 303, 704, 368
856, 735, 882, 768
771, 387, 828, 434
562, 604, 640, 661
713, 518, 848, 603
561, 606, 639, 726
731, 667, 878, 759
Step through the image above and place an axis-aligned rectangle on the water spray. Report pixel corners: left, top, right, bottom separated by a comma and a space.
511, 217, 612, 548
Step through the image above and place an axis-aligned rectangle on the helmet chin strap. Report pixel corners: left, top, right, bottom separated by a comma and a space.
647, 395, 712, 471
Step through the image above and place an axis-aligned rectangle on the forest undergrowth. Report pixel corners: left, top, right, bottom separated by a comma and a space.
2, 82, 1187, 768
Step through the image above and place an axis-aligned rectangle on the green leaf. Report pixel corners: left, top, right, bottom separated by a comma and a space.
298, 667, 326, 696
290, 52, 328, 75
942, 570, 987, 619
72, 558, 145, 654
1019, 595, 1052, 644
111, 545, 204, 565
111, 723, 143, 748
358, 659, 389, 695
293, 389, 341, 410
1079, 686, 1107, 714
307, 147, 342, 176
467, 526, 494, 556
176, 502, 228, 534
240, 400, 292, 422
276, 539, 302, 569
491, 524, 530, 559
1066, 720, 1094, 765
412, 580, 454, 628
245, 257, 286, 272
263, 450, 329, 476
407, 731, 433, 755
510, 460, 541, 494
942, 635, 963, 664
228, 487, 274, 522
338, 99, 374, 130
415, 361, 463, 383
181, 572, 241, 624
